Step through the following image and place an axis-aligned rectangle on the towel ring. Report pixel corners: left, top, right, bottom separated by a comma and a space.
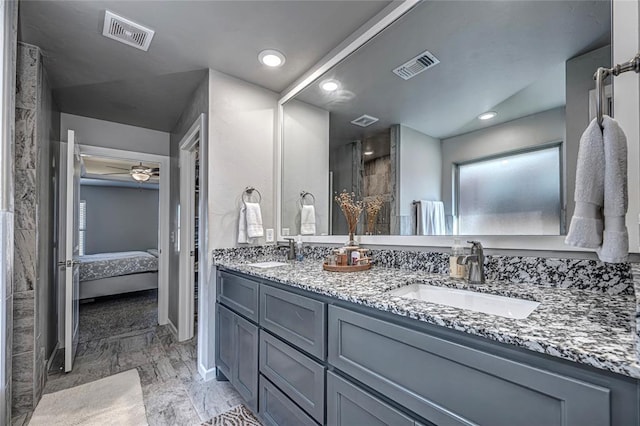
242, 186, 262, 206
593, 53, 640, 129
298, 191, 315, 208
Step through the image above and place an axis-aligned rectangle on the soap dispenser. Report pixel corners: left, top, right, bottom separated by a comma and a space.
450, 238, 465, 278
295, 235, 304, 261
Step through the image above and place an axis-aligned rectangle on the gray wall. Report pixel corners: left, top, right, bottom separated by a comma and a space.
566, 45, 611, 222
12, 42, 59, 419
398, 125, 441, 222
207, 70, 278, 249
440, 107, 566, 221
60, 113, 170, 156
80, 185, 159, 254
168, 73, 208, 327
282, 100, 330, 236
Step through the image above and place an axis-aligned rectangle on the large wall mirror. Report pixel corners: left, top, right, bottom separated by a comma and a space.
280, 0, 619, 246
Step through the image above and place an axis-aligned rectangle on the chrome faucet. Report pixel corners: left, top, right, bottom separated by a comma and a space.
457, 241, 485, 284
279, 238, 296, 260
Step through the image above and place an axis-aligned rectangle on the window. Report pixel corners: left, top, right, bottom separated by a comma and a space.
455, 145, 562, 235
79, 200, 86, 256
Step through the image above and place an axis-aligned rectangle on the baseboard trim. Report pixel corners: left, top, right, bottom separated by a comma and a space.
166, 319, 179, 339
198, 363, 217, 382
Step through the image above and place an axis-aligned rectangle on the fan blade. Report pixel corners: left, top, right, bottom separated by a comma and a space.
105, 166, 131, 171
101, 172, 131, 176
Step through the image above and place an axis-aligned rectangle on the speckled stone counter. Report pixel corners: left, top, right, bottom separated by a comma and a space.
213, 247, 640, 379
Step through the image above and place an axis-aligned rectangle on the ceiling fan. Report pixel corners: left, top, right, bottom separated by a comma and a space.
103, 163, 160, 182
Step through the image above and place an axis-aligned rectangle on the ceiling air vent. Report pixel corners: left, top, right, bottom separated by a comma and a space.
351, 114, 379, 128
102, 10, 155, 51
392, 50, 440, 80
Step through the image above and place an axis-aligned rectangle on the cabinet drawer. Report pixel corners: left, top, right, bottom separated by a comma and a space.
218, 271, 259, 321
328, 305, 610, 426
260, 331, 325, 423
327, 371, 415, 426
259, 375, 317, 426
260, 285, 326, 359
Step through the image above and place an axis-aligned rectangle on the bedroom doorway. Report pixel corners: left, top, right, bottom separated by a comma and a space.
55, 145, 170, 371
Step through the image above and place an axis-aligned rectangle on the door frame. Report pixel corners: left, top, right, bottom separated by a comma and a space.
76, 145, 171, 326
178, 123, 198, 341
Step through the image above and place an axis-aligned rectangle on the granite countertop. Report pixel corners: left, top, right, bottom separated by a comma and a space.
214, 255, 640, 379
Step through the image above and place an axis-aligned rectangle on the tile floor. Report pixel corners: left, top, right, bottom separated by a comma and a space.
12, 290, 243, 426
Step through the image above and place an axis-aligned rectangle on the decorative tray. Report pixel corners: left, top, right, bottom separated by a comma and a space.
322, 262, 371, 272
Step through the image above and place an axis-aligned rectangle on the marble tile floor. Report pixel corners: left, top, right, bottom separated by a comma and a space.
12, 291, 243, 425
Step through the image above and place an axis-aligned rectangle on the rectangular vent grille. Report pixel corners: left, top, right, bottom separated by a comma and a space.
102, 10, 155, 51
351, 114, 379, 128
393, 50, 440, 80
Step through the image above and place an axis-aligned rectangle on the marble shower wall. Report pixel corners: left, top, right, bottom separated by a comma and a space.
1, 3, 18, 424
12, 42, 58, 419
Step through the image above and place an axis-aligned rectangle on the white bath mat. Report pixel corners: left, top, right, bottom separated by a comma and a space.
30, 369, 148, 426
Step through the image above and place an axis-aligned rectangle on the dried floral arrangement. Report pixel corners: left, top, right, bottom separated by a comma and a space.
334, 190, 363, 240
364, 195, 385, 235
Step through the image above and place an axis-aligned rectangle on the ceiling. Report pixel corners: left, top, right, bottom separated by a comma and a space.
19, 0, 391, 131
81, 154, 160, 185
293, 0, 611, 144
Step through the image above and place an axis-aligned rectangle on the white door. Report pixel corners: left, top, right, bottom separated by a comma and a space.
64, 130, 81, 372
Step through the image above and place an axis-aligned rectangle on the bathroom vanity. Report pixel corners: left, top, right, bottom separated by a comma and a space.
214, 255, 640, 426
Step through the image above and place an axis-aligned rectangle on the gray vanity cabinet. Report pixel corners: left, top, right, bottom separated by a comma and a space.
328, 305, 611, 426
327, 371, 416, 426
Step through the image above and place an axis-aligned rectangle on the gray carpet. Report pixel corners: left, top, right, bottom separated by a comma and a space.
78, 289, 158, 343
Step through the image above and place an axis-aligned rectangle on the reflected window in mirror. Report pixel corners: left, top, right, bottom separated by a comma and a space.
455, 145, 563, 236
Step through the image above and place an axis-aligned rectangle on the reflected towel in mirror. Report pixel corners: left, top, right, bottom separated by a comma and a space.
300, 204, 316, 235
417, 200, 446, 235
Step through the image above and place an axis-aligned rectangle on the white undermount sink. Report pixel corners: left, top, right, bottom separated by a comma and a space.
246, 261, 289, 269
388, 284, 539, 319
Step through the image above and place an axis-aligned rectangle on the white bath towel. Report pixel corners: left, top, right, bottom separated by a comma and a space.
565, 118, 605, 248
300, 205, 316, 235
597, 116, 628, 263
238, 202, 264, 244
566, 116, 628, 263
417, 200, 446, 235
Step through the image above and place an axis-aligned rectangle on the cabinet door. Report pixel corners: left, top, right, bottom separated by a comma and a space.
234, 314, 259, 411
216, 303, 235, 380
327, 371, 414, 426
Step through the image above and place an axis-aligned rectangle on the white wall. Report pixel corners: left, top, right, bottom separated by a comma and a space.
398, 125, 442, 217
60, 113, 170, 156
207, 70, 278, 249
440, 107, 566, 218
282, 100, 330, 236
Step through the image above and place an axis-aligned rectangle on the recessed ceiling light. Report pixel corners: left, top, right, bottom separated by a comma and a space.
478, 111, 497, 120
364, 150, 374, 156
258, 49, 285, 67
320, 79, 340, 92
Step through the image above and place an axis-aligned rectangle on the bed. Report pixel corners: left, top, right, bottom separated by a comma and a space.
78, 250, 159, 300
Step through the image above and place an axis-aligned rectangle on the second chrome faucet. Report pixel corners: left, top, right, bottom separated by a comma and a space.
457, 241, 485, 284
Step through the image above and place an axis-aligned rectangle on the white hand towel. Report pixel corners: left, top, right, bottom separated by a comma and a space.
300, 205, 316, 235
417, 200, 446, 236
565, 119, 605, 248
238, 206, 249, 244
597, 116, 628, 263
245, 202, 264, 239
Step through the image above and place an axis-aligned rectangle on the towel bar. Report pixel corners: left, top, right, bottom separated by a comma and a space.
242, 186, 262, 206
